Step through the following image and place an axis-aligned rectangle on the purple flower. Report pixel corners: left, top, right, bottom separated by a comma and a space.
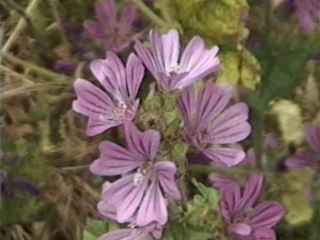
134, 30, 220, 91
242, 134, 280, 167
292, 0, 320, 33
72, 52, 144, 136
90, 123, 181, 226
286, 124, 320, 169
84, 0, 138, 52
211, 175, 285, 240
177, 84, 251, 167
97, 223, 162, 240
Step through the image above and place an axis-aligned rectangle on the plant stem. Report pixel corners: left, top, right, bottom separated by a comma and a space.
2, 0, 41, 53
0, 51, 69, 81
47, 0, 72, 51
130, 0, 168, 29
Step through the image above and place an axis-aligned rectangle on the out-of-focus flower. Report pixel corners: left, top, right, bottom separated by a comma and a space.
72, 52, 144, 136
134, 30, 220, 91
292, 0, 320, 33
90, 123, 181, 227
286, 124, 320, 169
84, 0, 138, 52
177, 83, 251, 167
0, 170, 40, 199
242, 134, 280, 167
97, 223, 162, 240
211, 175, 285, 240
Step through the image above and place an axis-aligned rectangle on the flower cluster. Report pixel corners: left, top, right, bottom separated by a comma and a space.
73, 27, 284, 239
211, 175, 285, 240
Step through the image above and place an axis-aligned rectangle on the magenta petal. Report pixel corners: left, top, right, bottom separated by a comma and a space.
161, 30, 180, 73
250, 202, 285, 229
197, 84, 232, 129
125, 123, 161, 160
228, 223, 252, 236
72, 79, 118, 136
84, 21, 106, 39
203, 146, 246, 167
305, 124, 320, 153
97, 199, 117, 221
155, 161, 181, 200
238, 175, 264, 210
136, 180, 168, 226
119, 4, 137, 33
208, 103, 251, 144
97, 228, 147, 240
117, 178, 148, 223
253, 228, 276, 240
126, 53, 145, 99
90, 141, 145, 176
96, 0, 117, 29
285, 151, 317, 169
180, 36, 205, 70
134, 40, 160, 80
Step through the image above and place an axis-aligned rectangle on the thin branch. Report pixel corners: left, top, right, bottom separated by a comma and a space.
0, 51, 69, 81
130, 0, 168, 28
2, 0, 41, 53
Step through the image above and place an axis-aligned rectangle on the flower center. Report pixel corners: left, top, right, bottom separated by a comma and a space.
112, 101, 135, 121
167, 64, 182, 76
133, 171, 145, 186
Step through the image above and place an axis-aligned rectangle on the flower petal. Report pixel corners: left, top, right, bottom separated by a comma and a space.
161, 30, 180, 73
96, 0, 117, 29
253, 228, 276, 240
103, 174, 148, 223
208, 103, 251, 144
136, 180, 168, 226
90, 141, 145, 176
134, 40, 160, 81
125, 123, 161, 160
97, 228, 148, 240
238, 175, 264, 210
203, 146, 246, 167
305, 124, 320, 153
72, 79, 118, 136
126, 53, 145, 99
285, 151, 317, 169
250, 202, 285, 229
155, 161, 181, 200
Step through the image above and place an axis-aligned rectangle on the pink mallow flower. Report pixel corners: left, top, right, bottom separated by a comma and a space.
90, 123, 181, 227
134, 29, 220, 91
211, 175, 285, 240
84, 0, 138, 52
286, 124, 320, 169
177, 83, 251, 167
72, 52, 144, 136
292, 0, 320, 33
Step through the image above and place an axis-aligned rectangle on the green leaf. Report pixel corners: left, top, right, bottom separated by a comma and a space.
83, 230, 97, 240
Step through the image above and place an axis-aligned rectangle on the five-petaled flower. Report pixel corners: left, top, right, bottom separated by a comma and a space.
211, 175, 285, 240
84, 0, 139, 52
73, 52, 144, 136
134, 29, 220, 91
177, 83, 251, 167
90, 123, 181, 227
286, 124, 320, 169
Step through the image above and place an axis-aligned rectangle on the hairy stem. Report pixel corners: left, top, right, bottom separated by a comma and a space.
47, 0, 71, 51
130, 0, 168, 28
0, 51, 69, 81
1, 0, 41, 52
